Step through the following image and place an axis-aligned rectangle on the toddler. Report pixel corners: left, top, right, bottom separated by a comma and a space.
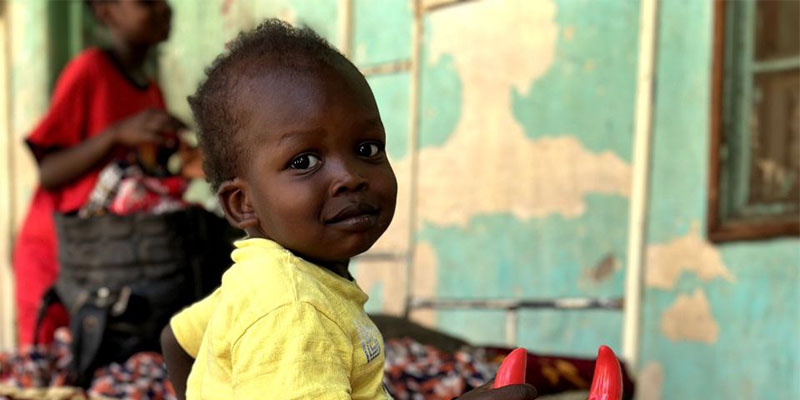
161, 19, 537, 400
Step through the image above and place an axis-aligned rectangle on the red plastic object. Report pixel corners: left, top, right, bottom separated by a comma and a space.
587, 345, 623, 400
493, 347, 528, 388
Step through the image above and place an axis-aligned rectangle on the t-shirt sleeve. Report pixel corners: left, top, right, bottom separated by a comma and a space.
25, 56, 92, 162
231, 302, 353, 399
170, 288, 220, 358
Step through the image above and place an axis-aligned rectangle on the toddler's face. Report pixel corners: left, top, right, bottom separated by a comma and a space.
234, 64, 397, 266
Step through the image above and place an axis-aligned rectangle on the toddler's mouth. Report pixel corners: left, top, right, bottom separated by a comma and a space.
325, 203, 379, 225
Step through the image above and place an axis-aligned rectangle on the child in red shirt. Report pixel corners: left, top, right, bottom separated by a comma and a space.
13, 0, 181, 348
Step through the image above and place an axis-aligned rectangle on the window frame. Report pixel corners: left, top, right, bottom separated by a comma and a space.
708, 0, 800, 242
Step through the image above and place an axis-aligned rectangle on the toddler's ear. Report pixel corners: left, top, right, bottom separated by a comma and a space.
217, 179, 259, 230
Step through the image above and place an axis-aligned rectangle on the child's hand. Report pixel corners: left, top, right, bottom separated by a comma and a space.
111, 108, 186, 147
456, 380, 538, 400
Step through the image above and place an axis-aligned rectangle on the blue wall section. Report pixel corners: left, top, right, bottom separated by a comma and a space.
640, 0, 800, 398
410, 0, 637, 358
419, 51, 462, 148
368, 73, 411, 159
512, 0, 639, 161
353, 0, 412, 65
420, 195, 629, 355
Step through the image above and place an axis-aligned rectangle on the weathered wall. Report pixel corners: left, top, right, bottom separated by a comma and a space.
409, 0, 637, 358
637, 1, 800, 398
351, 1, 799, 398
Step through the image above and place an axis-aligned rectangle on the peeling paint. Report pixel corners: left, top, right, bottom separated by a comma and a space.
510, 0, 639, 160
636, 362, 663, 400
419, 196, 629, 355
427, 0, 557, 96
587, 254, 618, 283
645, 223, 735, 290
352, 0, 411, 65
660, 289, 719, 343
394, 135, 631, 228
408, 242, 439, 327
395, 0, 632, 227
639, 0, 800, 397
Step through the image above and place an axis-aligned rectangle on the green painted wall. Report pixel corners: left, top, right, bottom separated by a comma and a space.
419, 195, 629, 355
511, 0, 638, 161
352, 0, 411, 66
640, 1, 800, 398
419, 0, 639, 358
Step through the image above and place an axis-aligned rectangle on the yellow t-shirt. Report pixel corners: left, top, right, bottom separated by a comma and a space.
171, 287, 218, 359
173, 238, 389, 400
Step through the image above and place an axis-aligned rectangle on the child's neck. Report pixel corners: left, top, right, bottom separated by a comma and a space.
316, 260, 352, 280
246, 230, 354, 280
108, 38, 151, 85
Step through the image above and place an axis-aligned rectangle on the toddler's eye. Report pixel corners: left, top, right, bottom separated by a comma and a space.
289, 154, 321, 170
357, 142, 382, 157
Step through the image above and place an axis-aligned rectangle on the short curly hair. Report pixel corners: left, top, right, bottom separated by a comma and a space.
188, 19, 354, 191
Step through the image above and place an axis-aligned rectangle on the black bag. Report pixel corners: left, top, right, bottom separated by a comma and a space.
37, 206, 239, 387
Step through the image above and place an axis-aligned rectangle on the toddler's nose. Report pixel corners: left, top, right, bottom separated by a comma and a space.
330, 160, 368, 195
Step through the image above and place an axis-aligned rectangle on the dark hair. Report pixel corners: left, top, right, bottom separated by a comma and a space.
189, 19, 354, 191
83, 0, 113, 17
83, 0, 102, 19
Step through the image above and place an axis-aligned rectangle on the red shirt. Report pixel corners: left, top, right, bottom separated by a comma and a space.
14, 48, 167, 345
